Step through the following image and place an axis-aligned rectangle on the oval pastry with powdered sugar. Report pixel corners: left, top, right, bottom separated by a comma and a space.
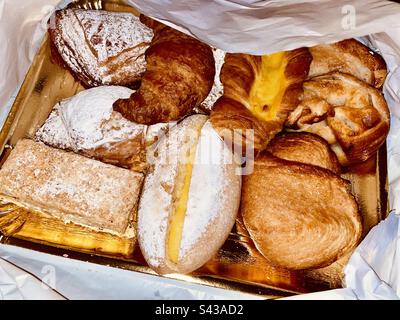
138, 115, 241, 275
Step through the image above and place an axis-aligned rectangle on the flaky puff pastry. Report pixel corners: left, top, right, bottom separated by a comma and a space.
286, 72, 390, 165
267, 132, 341, 174
309, 39, 387, 89
210, 48, 312, 155
113, 16, 215, 125
48, 9, 154, 88
241, 153, 362, 270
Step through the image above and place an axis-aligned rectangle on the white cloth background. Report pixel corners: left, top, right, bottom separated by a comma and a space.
1, 0, 400, 300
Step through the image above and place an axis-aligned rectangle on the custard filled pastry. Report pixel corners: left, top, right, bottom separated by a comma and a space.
241, 153, 362, 270
113, 17, 215, 125
309, 39, 387, 89
36, 86, 147, 170
48, 9, 153, 88
286, 72, 390, 165
210, 48, 312, 155
138, 115, 241, 274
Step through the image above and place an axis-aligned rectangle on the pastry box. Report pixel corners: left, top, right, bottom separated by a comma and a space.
0, 0, 390, 298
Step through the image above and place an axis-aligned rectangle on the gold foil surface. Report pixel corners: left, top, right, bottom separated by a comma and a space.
0, 0, 389, 298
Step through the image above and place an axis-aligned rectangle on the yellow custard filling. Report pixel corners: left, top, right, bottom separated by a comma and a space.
248, 51, 288, 122
166, 121, 205, 264
167, 161, 195, 264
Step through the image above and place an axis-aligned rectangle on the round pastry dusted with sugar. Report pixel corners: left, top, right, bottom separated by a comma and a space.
36, 86, 147, 170
48, 9, 154, 88
138, 115, 241, 275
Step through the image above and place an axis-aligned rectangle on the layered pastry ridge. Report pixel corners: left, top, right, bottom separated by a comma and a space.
49, 9, 153, 88
0, 139, 143, 235
210, 48, 312, 155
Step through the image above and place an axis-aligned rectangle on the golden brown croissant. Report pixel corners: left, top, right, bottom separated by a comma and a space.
309, 39, 387, 89
210, 48, 312, 155
241, 153, 362, 270
286, 72, 390, 165
113, 16, 215, 125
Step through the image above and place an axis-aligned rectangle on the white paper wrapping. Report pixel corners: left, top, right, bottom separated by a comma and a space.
0, 0, 68, 128
127, 0, 400, 54
0, 245, 261, 300
1, 0, 400, 300
0, 257, 64, 300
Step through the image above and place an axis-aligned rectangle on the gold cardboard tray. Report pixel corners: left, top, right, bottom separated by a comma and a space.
0, 0, 389, 298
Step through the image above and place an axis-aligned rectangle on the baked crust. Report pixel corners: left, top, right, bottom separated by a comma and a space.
113, 16, 215, 125
309, 39, 387, 88
210, 48, 312, 155
138, 115, 241, 274
0, 139, 143, 235
35, 86, 148, 171
241, 153, 362, 270
267, 132, 341, 174
286, 72, 390, 165
48, 9, 153, 88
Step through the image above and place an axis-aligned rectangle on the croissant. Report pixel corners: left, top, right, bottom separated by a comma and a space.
113, 16, 215, 125
286, 72, 390, 165
210, 48, 312, 155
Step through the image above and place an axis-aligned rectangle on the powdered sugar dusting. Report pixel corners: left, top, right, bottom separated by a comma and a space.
138, 115, 207, 267
36, 86, 146, 154
0, 139, 143, 235
201, 48, 225, 110
138, 116, 239, 268
52, 9, 153, 87
36, 104, 72, 150
179, 121, 232, 258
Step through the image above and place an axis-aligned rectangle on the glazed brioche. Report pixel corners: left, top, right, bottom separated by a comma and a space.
241, 154, 362, 270
113, 17, 215, 125
48, 9, 153, 88
267, 132, 341, 174
138, 115, 241, 274
210, 48, 312, 155
309, 39, 387, 88
286, 72, 390, 165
